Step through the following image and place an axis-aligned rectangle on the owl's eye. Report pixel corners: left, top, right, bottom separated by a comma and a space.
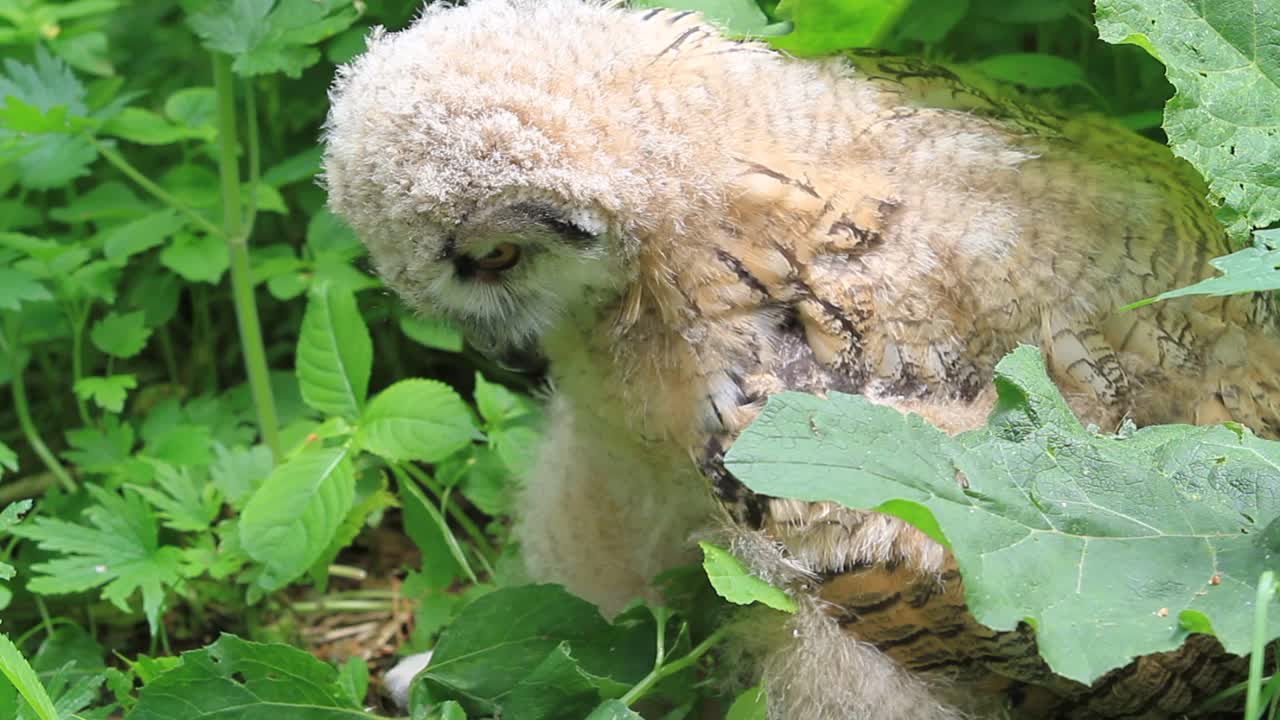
472, 243, 521, 271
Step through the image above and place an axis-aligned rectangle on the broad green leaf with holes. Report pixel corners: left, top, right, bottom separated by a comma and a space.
1095, 0, 1280, 240
725, 346, 1280, 684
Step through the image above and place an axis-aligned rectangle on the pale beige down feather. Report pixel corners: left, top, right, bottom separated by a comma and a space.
321, 1, 1280, 717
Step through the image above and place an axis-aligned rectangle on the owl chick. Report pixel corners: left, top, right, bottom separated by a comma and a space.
322, 1, 1280, 718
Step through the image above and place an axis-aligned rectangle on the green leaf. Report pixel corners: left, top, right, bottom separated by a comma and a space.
188, 0, 362, 78
725, 685, 768, 720
0, 267, 52, 310
698, 542, 796, 613
73, 374, 138, 413
355, 380, 476, 462
239, 446, 356, 591
49, 181, 149, 223
101, 107, 199, 145
100, 209, 186, 263
51, 31, 114, 77
415, 585, 654, 717
307, 208, 361, 258
130, 463, 222, 533
399, 313, 465, 353
628, 0, 779, 36
160, 231, 229, 283
0, 634, 58, 720
0, 443, 16, 481
336, 656, 369, 708
767, 0, 911, 55
0, 48, 97, 190
725, 345, 1280, 684
164, 87, 217, 140
11, 486, 182, 635
970, 53, 1087, 89
1124, 242, 1280, 308
474, 374, 534, 426
296, 282, 372, 418
399, 475, 471, 588
90, 310, 152, 359
128, 634, 370, 719
585, 700, 644, 720
210, 444, 274, 508
63, 417, 135, 473
262, 145, 321, 187
1095, 0, 1280, 240
895, 0, 968, 43
0, 500, 31, 582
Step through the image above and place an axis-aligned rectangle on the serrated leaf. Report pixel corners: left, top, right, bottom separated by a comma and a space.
971, 53, 1087, 89
355, 380, 476, 462
210, 444, 274, 508
1125, 242, 1280, 308
725, 345, 1280, 684
0, 267, 52, 310
585, 700, 644, 720
130, 463, 222, 532
698, 542, 797, 613
628, 0, 778, 36
1095, 0, 1280, 239
49, 181, 148, 223
10, 486, 182, 635
239, 446, 356, 591
63, 417, 135, 473
160, 231, 228, 283
164, 87, 216, 139
188, 0, 362, 78
473, 374, 534, 426
0, 48, 97, 190
90, 310, 151, 359
0, 500, 31, 582
101, 209, 186, 263
0, 634, 58, 720
73, 374, 137, 413
128, 634, 367, 719
296, 282, 371, 418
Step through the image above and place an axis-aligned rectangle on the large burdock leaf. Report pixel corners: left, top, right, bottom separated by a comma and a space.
239, 446, 355, 591
725, 346, 1280, 684
296, 282, 371, 419
1094, 0, 1280, 240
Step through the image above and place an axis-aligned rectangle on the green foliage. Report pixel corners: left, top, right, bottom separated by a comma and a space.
1127, 230, 1280, 308
1096, 0, 1280, 241
726, 346, 1280, 684
0, 0, 1275, 716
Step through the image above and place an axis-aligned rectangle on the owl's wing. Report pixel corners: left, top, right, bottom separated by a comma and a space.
690, 52, 1275, 717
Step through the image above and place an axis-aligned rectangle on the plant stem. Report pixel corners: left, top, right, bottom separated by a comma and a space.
622, 624, 730, 706
399, 462, 498, 564
243, 77, 260, 233
213, 52, 281, 462
1247, 572, 1276, 720
89, 138, 223, 238
3, 326, 75, 493
69, 306, 91, 425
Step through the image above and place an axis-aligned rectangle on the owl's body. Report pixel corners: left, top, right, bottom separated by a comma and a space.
322, 2, 1279, 717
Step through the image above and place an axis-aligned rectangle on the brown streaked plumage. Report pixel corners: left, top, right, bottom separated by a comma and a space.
321, 1, 1279, 717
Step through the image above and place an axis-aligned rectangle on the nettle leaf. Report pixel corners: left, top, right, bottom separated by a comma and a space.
0, 267, 52, 310
1095, 0, 1280, 240
90, 310, 152, 359
354, 380, 477, 463
128, 634, 370, 720
628, 0, 783, 36
11, 486, 182, 635
698, 542, 796, 613
73, 374, 137, 413
725, 346, 1280, 684
585, 700, 644, 720
188, 0, 362, 78
767, 0, 910, 55
239, 446, 356, 591
296, 282, 371, 418
1127, 234, 1280, 308
130, 463, 222, 533
0, 48, 97, 190
414, 585, 654, 718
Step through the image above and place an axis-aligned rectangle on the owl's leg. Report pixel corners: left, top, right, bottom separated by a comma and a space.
515, 395, 716, 616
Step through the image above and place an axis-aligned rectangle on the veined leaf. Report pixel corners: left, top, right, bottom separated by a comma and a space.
354, 380, 476, 463
89, 310, 151, 359
188, 0, 362, 78
0, 267, 52, 311
296, 282, 371, 419
73, 374, 137, 413
1125, 236, 1280, 308
239, 446, 356, 591
1095, 0, 1280, 240
725, 346, 1280, 684
0, 634, 58, 720
10, 486, 182, 635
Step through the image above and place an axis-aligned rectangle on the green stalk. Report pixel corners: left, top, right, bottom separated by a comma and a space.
399, 462, 498, 565
621, 624, 730, 706
1247, 572, 1276, 720
89, 138, 223, 238
213, 53, 281, 461
243, 77, 260, 233
2, 326, 74, 493
68, 306, 90, 425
